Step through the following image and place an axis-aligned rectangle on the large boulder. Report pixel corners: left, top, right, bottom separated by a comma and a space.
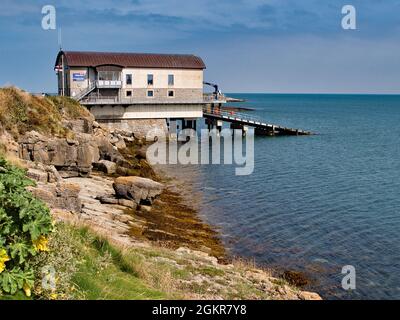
28, 181, 82, 213
93, 160, 117, 175
113, 176, 163, 205
26, 168, 48, 183
25, 162, 62, 183
47, 139, 77, 167
18, 131, 101, 177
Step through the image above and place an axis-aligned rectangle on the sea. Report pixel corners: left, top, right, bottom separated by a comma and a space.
159, 93, 400, 299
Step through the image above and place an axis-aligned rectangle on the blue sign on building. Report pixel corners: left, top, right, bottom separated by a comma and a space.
73, 72, 86, 81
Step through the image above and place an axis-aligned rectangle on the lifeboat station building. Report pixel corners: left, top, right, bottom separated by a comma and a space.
55, 50, 224, 136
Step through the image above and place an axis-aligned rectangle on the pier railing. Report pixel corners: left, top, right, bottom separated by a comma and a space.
203, 93, 227, 102
202, 106, 312, 135
80, 96, 119, 103
203, 106, 265, 124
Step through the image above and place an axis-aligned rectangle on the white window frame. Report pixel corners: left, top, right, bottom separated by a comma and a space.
126, 74, 132, 85
147, 90, 154, 98
168, 74, 174, 86
147, 74, 154, 86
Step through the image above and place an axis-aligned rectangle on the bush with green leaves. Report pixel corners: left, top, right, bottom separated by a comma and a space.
0, 157, 53, 297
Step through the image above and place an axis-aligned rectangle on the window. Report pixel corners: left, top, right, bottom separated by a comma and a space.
147, 90, 154, 97
98, 71, 120, 81
126, 74, 132, 85
168, 90, 174, 97
126, 90, 132, 97
147, 74, 153, 85
168, 74, 174, 86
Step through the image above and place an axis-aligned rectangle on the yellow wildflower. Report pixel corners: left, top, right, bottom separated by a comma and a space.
32, 236, 49, 252
23, 282, 31, 297
0, 249, 10, 274
50, 293, 58, 300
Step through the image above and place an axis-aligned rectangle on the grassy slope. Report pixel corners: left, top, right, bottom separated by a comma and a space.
0, 87, 92, 140
33, 223, 299, 300
72, 228, 169, 300
39, 224, 172, 300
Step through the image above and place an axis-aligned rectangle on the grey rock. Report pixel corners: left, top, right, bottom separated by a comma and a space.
114, 139, 126, 150
62, 118, 94, 134
27, 168, 48, 183
46, 165, 62, 183
135, 147, 147, 160
96, 196, 119, 205
140, 205, 152, 212
113, 176, 163, 205
28, 182, 82, 213
93, 160, 117, 175
118, 199, 137, 209
18, 130, 107, 177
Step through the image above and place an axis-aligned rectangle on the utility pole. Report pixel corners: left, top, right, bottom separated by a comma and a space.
61, 53, 65, 96
58, 27, 65, 96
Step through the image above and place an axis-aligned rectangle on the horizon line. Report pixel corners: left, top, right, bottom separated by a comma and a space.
226, 92, 400, 96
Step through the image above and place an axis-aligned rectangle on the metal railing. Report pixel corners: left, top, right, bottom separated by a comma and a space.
80, 96, 206, 104
80, 95, 119, 103
203, 106, 266, 124
203, 93, 226, 102
96, 80, 122, 88
75, 82, 96, 101
75, 80, 121, 101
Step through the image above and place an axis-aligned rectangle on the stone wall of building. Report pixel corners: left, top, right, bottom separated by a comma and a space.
119, 88, 203, 102
89, 104, 203, 120
99, 119, 168, 140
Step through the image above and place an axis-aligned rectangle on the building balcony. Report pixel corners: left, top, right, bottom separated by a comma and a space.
96, 80, 122, 88
80, 95, 206, 105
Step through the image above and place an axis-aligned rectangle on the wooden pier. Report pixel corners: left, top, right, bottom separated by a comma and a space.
203, 106, 312, 136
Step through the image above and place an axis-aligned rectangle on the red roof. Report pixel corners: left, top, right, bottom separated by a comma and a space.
56, 51, 206, 70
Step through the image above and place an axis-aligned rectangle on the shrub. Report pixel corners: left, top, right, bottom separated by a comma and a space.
32, 223, 83, 300
0, 157, 53, 297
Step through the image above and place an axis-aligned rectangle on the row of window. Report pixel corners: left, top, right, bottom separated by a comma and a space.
98, 71, 120, 81
126, 74, 174, 86
125, 90, 175, 98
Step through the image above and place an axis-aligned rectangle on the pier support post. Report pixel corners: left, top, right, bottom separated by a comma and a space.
205, 118, 217, 131
230, 123, 248, 136
182, 119, 197, 131
168, 119, 177, 139
217, 120, 223, 132
242, 125, 248, 136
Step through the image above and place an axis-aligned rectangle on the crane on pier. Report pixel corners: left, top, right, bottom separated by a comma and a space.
203, 81, 221, 99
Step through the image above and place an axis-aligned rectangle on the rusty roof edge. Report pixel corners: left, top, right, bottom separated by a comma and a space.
56, 50, 206, 69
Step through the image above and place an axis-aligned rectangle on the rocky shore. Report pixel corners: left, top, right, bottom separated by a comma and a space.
0, 87, 321, 300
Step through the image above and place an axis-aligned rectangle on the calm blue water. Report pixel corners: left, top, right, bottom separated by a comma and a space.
164, 94, 400, 299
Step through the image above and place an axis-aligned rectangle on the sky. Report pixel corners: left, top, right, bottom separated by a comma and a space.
0, 0, 400, 94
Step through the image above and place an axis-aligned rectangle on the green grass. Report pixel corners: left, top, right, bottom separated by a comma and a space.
196, 266, 225, 277
73, 263, 166, 300
0, 87, 92, 139
1, 222, 303, 300
58, 226, 169, 300
0, 291, 32, 301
